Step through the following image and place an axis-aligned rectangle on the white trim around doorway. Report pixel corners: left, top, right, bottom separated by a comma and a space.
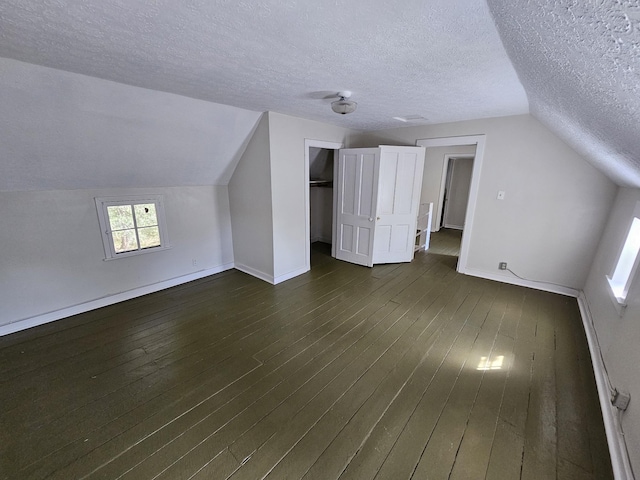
416, 135, 486, 275
304, 139, 344, 272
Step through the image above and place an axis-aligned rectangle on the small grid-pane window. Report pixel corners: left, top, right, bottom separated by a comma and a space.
96, 196, 169, 259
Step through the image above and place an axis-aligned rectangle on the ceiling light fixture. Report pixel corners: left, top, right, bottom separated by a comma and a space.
331, 91, 357, 115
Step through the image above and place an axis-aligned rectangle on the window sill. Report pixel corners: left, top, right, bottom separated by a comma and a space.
606, 275, 627, 317
103, 244, 172, 261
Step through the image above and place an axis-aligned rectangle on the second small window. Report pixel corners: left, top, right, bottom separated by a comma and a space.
96, 195, 169, 259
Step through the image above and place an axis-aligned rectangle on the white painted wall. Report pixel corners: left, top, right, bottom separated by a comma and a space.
0, 58, 264, 332
0, 57, 262, 192
310, 187, 333, 243
309, 147, 334, 180
353, 114, 617, 291
228, 113, 275, 282
309, 147, 334, 243
0, 186, 234, 329
583, 187, 640, 475
267, 112, 350, 282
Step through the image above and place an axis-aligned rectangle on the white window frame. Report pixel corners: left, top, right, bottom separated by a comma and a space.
95, 195, 170, 260
606, 201, 640, 313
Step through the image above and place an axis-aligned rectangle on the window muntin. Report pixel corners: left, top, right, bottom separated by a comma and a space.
96, 196, 169, 259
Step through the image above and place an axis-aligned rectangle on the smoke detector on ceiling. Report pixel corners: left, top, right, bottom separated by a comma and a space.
331, 91, 357, 115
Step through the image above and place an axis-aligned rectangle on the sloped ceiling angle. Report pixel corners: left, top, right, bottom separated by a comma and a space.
487, 0, 640, 188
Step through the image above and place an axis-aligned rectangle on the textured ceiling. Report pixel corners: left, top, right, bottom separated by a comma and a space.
0, 0, 528, 131
488, 0, 640, 188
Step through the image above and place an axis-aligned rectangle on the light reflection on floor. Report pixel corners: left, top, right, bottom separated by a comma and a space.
477, 355, 505, 371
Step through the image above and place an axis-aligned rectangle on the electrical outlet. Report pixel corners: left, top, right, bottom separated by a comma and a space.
192, 259, 197, 267
611, 389, 631, 411
499, 262, 507, 270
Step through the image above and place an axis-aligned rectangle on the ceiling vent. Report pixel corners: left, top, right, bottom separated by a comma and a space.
392, 115, 429, 123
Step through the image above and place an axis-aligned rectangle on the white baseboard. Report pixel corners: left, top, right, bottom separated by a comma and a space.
234, 263, 275, 284
232, 264, 308, 285
0, 263, 235, 337
311, 236, 332, 244
462, 267, 579, 297
274, 267, 309, 285
577, 293, 634, 480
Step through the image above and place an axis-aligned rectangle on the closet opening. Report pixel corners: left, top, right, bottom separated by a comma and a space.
304, 139, 343, 270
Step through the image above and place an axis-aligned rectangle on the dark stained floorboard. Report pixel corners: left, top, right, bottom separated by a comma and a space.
0, 234, 613, 480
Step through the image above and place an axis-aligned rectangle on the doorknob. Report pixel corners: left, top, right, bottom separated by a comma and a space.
377, 217, 380, 220
368, 217, 373, 222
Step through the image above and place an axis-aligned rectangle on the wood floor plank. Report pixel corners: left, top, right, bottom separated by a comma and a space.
447, 326, 516, 479
188, 447, 241, 480
520, 292, 558, 480
484, 291, 538, 480
48, 309, 384, 478
265, 284, 482, 480
89, 295, 410, 479
0, 271, 258, 372
304, 322, 480, 480
485, 419, 526, 480
24, 356, 261, 480
555, 296, 594, 473
573, 309, 614, 479
51, 258, 424, 480
372, 283, 508, 480
410, 289, 521, 479
60, 304, 400, 476
224, 269, 459, 467
442, 287, 524, 478
6, 264, 379, 436
17, 270, 396, 476
144, 303, 413, 480
337, 282, 499, 480
0, 236, 613, 480
491, 291, 538, 435
225, 283, 473, 480
0, 278, 274, 407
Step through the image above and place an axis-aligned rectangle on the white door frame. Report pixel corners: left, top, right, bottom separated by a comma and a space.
304, 139, 344, 271
441, 154, 474, 230
416, 135, 486, 274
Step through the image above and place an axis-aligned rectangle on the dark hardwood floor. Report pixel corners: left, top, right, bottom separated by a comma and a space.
429, 228, 463, 257
0, 235, 612, 479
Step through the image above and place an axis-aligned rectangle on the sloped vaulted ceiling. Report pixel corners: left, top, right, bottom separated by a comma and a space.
0, 0, 528, 131
1, 1, 638, 190
0, 0, 529, 191
487, 0, 640, 188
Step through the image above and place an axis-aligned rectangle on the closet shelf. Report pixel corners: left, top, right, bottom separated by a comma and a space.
309, 179, 333, 188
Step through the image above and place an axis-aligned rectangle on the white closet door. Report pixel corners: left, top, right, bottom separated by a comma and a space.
372, 146, 426, 264
334, 148, 380, 267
